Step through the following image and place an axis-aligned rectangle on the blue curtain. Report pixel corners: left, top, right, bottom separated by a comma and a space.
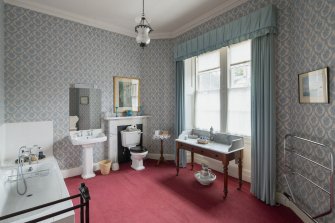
173, 5, 277, 202
250, 34, 276, 205
175, 61, 187, 167
174, 5, 277, 61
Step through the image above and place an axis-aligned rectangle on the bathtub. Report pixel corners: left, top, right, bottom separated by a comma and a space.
0, 157, 74, 223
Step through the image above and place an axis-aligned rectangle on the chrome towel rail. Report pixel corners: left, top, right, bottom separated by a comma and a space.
284, 134, 334, 221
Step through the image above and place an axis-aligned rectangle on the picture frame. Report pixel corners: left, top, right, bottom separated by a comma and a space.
298, 67, 329, 104
113, 76, 140, 112
80, 96, 89, 105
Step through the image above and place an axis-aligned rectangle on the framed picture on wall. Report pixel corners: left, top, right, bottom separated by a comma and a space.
298, 67, 329, 104
113, 76, 140, 112
80, 96, 89, 105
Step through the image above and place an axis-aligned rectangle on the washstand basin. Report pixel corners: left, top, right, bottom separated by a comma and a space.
69, 129, 107, 179
70, 130, 107, 146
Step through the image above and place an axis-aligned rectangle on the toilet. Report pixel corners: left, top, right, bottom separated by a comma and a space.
121, 125, 148, 171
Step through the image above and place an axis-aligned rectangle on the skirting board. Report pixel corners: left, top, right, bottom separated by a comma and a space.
276, 192, 314, 223
61, 153, 251, 182
61, 163, 101, 178
61, 153, 175, 178
146, 153, 175, 161
147, 153, 251, 182
194, 154, 251, 183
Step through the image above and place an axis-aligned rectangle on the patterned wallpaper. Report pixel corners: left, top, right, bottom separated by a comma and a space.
3, 1, 335, 220
291, 0, 335, 145
173, 0, 335, 222
89, 89, 101, 130
78, 88, 91, 130
4, 4, 143, 169
3, 3, 175, 168
76, 88, 101, 130
289, 1, 335, 222
0, 0, 4, 126
141, 39, 175, 154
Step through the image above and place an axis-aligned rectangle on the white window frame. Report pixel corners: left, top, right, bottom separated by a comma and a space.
194, 51, 221, 131
185, 41, 251, 137
226, 42, 251, 137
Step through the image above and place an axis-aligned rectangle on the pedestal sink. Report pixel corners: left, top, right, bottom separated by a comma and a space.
70, 129, 107, 179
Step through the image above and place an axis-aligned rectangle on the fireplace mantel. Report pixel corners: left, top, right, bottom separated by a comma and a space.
104, 115, 151, 121
103, 116, 150, 166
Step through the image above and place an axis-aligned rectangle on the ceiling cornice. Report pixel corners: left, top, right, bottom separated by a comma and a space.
4, 0, 136, 37
170, 0, 248, 38
4, 0, 248, 39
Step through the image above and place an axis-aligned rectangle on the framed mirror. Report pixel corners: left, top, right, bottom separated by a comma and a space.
113, 76, 140, 112
69, 87, 102, 131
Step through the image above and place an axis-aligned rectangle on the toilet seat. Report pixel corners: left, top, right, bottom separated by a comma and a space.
130, 146, 148, 153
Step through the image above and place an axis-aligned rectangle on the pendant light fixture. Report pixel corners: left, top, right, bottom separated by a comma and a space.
135, 0, 153, 48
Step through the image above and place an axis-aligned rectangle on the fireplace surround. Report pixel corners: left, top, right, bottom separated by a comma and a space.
103, 116, 150, 169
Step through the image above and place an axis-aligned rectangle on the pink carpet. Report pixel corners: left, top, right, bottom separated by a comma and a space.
65, 159, 302, 223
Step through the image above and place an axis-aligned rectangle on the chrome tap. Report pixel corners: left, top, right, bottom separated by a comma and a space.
18, 146, 36, 165
18, 146, 27, 164
88, 130, 93, 136
18, 147, 31, 164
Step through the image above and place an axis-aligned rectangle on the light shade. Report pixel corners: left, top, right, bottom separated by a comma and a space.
135, 0, 153, 48
136, 22, 151, 47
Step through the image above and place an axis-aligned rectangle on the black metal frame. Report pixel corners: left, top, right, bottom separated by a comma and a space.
0, 183, 90, 223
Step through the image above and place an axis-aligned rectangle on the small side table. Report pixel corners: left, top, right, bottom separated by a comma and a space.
152, 134, 171, 165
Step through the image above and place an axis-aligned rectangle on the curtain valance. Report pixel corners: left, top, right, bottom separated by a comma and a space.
174, 5, 277, 61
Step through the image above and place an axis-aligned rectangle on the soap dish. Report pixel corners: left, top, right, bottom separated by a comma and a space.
197, 139, 209, 144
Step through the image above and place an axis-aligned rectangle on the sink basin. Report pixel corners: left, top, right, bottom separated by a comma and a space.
69, 129, 107, 179
70, 131, 107, 145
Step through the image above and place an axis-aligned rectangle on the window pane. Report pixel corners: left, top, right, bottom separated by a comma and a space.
198, 73, 211, 91
196, 91, 220, 111
211, 70, 220, 90
227, 88, 251, 136
227, 40, 251, 136
196, 51, 220, 131
191, 41, 251, 134
198, 51, 220, 71
229, 62, 251, 88
198, 69, 220, 91
230, 40, 251, 64
195, 91, 220, 130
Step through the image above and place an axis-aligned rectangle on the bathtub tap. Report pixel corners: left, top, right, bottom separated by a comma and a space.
18, 146, 39, 165
18, 147, 32, 165
17, 146, 30, 195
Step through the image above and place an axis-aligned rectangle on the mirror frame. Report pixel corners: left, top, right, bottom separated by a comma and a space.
69, 87, 102, 131
113, 76, 140, 113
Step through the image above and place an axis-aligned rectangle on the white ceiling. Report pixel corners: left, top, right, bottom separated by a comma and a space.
4, 0, 248, 39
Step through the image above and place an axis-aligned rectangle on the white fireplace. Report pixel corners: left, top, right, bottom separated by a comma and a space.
103, 116, 150, 168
